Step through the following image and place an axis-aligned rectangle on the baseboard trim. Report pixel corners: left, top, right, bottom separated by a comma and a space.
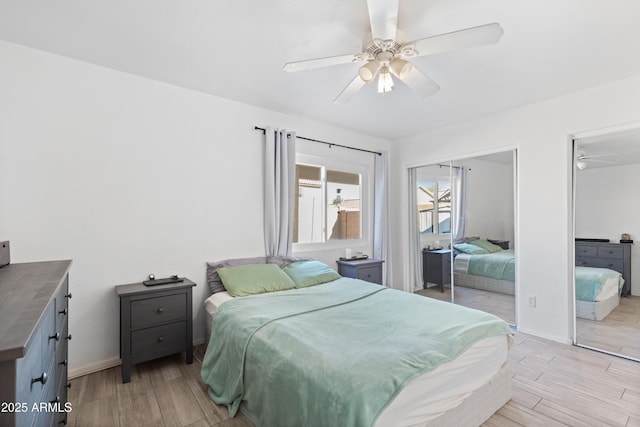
69, 339, 207, 380
69, 357, 121, 380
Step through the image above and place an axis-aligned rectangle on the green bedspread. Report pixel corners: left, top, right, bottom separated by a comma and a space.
468, 249, 516, 282
575, 266, 622, 301
201, 278, 512, 427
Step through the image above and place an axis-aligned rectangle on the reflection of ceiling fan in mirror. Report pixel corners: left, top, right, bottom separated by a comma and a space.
575, 151, 619, 170
283, 0, 504, 103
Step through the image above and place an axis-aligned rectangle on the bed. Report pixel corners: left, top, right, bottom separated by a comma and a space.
451, 239, 624, 321
202, 257, 513, 427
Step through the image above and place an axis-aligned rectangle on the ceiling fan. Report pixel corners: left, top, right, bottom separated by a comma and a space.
283, 0, 504, 103
575, 151, 619, 169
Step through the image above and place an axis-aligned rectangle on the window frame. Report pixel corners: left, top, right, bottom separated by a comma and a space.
293, 153, 371, 252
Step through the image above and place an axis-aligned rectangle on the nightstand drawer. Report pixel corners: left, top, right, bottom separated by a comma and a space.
131, 321, 187, 361
357, 266, 381, 284
131, 294, 186, 329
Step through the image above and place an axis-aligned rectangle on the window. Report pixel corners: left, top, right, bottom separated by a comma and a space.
294, 162, 362, 244
417, 179, 451, 235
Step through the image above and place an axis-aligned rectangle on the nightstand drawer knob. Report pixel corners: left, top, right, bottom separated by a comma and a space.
157, 336, 165, 343
60, 359, 68, 366
65, 293, 72, 299
59, 308, 68, 315
157, 307, 165, 313
49, 332, 60, 341
65, 334, 72, 341
50, 396, 60, 404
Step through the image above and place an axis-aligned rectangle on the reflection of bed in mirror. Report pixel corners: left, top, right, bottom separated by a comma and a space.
575, 266, 624, 321
453, 239, 515, 296
452, 239, 624, 321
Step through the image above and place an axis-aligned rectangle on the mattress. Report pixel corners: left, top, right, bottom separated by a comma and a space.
203, 290, 510, 426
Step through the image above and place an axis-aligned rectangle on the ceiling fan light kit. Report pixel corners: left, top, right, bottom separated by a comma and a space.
283, 0, 504, 103
358, 59, 380, 83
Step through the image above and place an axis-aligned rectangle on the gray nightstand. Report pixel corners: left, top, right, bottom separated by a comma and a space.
422, 249, 451, 292
336, 258, 384, 284
115, 278, 196, 383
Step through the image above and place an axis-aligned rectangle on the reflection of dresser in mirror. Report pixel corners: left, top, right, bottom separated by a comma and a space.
575, 240, 632, 296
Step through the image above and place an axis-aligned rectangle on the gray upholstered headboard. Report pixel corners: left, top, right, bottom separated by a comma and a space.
206, 255, 311, 294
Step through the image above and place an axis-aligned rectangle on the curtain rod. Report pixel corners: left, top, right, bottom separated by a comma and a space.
438, 163, 462, 169
254, 126, 382, 156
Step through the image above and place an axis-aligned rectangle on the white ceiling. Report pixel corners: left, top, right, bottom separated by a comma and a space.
2, 0, 640, 140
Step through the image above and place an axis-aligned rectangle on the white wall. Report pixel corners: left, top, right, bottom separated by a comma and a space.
462, 157, 515, 245
390, 74, 640, 343
575, 163, 640, 296
0, 41, 389, 376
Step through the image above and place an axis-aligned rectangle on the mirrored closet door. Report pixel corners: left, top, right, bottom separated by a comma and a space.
410, 150, 517, 326
573, 127, 640, 361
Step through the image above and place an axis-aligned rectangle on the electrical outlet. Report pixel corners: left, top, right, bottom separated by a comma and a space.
527, 296, 536, 308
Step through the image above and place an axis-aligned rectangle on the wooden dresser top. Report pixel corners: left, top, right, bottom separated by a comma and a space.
0, 260, 72, 362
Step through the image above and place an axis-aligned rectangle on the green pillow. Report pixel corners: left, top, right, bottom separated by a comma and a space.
217, 263, 295, 297
470, 239, 503, 253
283, 261, 341, 288
453, 243, 490, 255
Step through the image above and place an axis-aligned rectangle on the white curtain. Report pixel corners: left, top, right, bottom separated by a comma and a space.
408, 168, 422, 291
451, 166, 467, 242
373, 152, 390, 286
264, 127, 296, 257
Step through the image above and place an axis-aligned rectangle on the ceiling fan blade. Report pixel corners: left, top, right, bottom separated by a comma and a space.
584, 158, 617, 164
367, 0, 399, 42
396, 66, 440, 98
334, 75, 366, 104
283, 54, 360, 72
580, 152, 620, 159
403, 23, 503, 58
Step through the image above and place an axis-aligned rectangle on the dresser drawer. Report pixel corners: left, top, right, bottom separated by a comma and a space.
598, 246, 624, 259
131, 321, 187, 362
131, 293, 186, 329
576, 246, 597, 257
55, 275, 70, 329
591, 259, 624, 272
15, 328, 44, 410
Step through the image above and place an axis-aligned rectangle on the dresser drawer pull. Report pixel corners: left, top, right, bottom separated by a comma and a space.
59, 358, 68, 366
66, 383, 71, 389
59, 308, 68, 315
65, 334, 72, 341
65, 293, 72, 299
49, 332, 60, 341
157, 336, 165, 343
32, 372, 48, 385
50, 396, 60, 404
157, 307, 165, 313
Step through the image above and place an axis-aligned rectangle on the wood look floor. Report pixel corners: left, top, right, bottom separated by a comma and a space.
416, 285, 517, 324
576, 296, 640, 358
67, 332, 640, 426
418, 285, 640, 361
